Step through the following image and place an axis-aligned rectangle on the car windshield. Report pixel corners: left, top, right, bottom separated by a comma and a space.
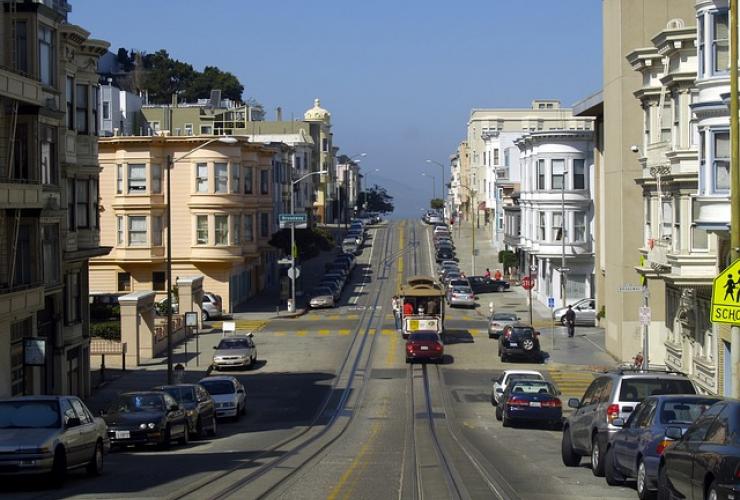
509, 327, 534, 338
659, 399, 719, 424
217, 339, 250, 349
161, 386, 196, 404
619, 378, 696, 402
109, 394, 164, 413
510, 381, 554, 395
0, 400, 60, 429
312, 288, 332, 296
409, 332, 439, 342
452, 287, 471, 294
200, 380, 235, 395
492, 313, 517, 321
450, 280, 468, 287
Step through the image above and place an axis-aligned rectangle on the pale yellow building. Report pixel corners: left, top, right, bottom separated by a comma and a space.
90, 136, 277, 313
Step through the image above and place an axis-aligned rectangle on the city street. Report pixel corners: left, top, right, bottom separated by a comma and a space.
3, 220, 630, 500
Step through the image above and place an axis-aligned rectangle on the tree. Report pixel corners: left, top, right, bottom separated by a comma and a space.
183, 66, 244, 102
498, 250, 517, 275
358, 185, 394, 214
139, 49, 195, 104
430, 198, 444, 210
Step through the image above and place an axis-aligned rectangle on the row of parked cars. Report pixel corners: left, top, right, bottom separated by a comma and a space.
0, 374, 250, 485
90, 290, 224, 323
489, 366, 739, 500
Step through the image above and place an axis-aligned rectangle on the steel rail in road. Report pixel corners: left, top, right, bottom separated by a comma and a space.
168, 222, 396, 500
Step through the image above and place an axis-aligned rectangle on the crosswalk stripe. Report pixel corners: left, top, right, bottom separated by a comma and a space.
469, 329, 480, 336
369, 328, 377, 335
339, 329, 351, 336
297, 330, 307, 337
381, 329, 394, 335
319, 329, 330, 336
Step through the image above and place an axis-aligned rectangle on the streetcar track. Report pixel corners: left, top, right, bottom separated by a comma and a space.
168, 223, 395, 500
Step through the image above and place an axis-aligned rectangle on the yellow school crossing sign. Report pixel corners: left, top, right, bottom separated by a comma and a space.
711, 258, 740, 324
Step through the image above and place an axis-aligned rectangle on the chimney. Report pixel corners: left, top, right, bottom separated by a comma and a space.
276, 106, 282, 121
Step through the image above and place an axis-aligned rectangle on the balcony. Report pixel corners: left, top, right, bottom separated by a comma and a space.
646, 239, 670, 270
111, 246, 165, 263
190, 245, 244, 263
0, 283, 45, 321
0, 67, 43, 106
0, 179, 42, 209
693, 195, 730, 232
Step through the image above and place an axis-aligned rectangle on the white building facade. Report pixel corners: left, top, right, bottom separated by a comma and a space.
516, 131, 596, 308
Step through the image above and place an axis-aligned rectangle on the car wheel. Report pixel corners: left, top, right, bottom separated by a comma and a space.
49, 447, 67, 487
209, 416, 217, 436
604, 446, 624, 486
195, 417, 204, 438
495, 405, 502, 421
496, 285, 505, 292
179, 424, 189, 445
637, 458, 655, 500
522, 338, 535, 351
705, 480, 718, 500
160, 425, 172, 449
202, 310, 210, 322
561, 428, 581, 467
656, 464, 670, 500
560, 315, 567, 326
502, 413, 510, 427
591, 433, 605, 477
240, 401, 246, 415
86, 441, 104, 476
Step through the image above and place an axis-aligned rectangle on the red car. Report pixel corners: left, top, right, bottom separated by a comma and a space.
405, 331, 444, 363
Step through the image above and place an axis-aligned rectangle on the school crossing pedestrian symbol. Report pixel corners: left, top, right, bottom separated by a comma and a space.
711, 258, 740, 324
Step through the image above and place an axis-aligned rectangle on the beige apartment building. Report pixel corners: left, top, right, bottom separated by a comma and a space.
90, 136, 277, 313
0, 0, 110, 397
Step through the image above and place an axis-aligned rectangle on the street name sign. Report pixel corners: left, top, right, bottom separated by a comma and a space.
277, 258, 293, 266
279, 213, 308, 229
711, 258, 740, 324
617, 284, 643, 293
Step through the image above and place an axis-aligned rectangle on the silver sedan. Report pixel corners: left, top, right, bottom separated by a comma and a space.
447, 286, 476, 307
212, 334, 257, 370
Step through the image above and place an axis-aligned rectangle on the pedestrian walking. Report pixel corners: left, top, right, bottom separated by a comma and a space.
565, 305, 576, 338
494, 269, 502, 281
484, 268, 491, 279
392, 295, 401, 330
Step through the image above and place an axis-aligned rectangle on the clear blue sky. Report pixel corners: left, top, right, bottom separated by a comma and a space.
71, 0, 602, 218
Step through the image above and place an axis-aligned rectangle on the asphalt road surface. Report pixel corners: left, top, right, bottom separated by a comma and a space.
4, 220, 634, 500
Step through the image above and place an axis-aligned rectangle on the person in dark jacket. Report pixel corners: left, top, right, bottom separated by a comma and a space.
565, 305, 576, 337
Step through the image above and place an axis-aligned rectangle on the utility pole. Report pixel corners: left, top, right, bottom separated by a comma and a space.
561, 171, 568, 308
730, 0, 740, 398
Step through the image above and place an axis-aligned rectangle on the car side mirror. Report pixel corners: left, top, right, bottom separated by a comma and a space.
612, 418, 625, 428
665, 426, 683, 440
66, 417, 81, 428
567, 398, 580, 409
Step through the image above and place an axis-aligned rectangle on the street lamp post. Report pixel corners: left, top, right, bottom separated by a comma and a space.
426, 159, 446, 215
457, 184, 477, 276
289, 170, 328, 313
422, 172, 436, 200
561, 171, 568, 308
165, 134, 237, 384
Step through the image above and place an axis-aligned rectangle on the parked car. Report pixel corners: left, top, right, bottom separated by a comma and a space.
552, 298, 596, 326
491, 369, 545, 405
309, 286, 336, 308
211, 334, 257, 371
495, 379, 562, 429
319, 280, 342, 302
324, 272, 346, 289
342, 238, 360, 255
561, 368, 697, 477
89, 292, 123, 321
498, 324, 542, 363
198, 376, 246, 420
0, 396, 108, 482
405, 331, 444, 363
447, 284, 476, 308
102, 391, 189, 449
201, 292, 223, 321
657, 399, 740, 500
603, 395, 722, 499
432, 225, 449, 234
435, 248, 455, 263
427, 213, 444, 224
152, 384, 218, 438
488, 312, 520, 339
468, 276, 510, 294
334, 253, 356, 271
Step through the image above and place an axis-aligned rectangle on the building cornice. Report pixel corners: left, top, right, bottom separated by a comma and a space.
626, 47, 662, 72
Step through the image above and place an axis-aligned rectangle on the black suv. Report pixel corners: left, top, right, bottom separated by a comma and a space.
436, 248, 455, 263
498, 324, 542, 362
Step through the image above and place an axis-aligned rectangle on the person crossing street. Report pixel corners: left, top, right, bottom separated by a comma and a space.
565, 304, 576, 337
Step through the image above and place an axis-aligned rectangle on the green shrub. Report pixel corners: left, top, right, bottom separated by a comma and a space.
90, 321, 121, 340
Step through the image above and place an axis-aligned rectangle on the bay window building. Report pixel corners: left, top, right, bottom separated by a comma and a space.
90, 136, 277, 313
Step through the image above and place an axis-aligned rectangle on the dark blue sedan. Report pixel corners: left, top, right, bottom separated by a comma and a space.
495, 379, 562, 429
603, 394, 721, 500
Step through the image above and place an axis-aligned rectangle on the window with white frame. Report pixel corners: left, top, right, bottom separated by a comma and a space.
184, 123, 193, 135
551, 159, 565, 190
196, 215, 208, 245
76, 179, 89, 228
645, 197, 652, 245
151, 165, 161, 194
231, 164, 240, 194
660, 101, 672, 143
661, 199, 672, 242
91, 179, 99, 228
712, 10, 729, 74
200, 125, 212, 135
215, 163, 228, 193
644, 105, 651, 147
196, 163, 208, 193
40, 125, 57, 185
573, 159, 585, 189
538, 212, 546, 241
152, 215, 162, 246
691, 198, 709, 250
552, 212, 563, 241
116, 164, 123, 194
38, 25, 54, 86
244, 213, 253, 241
537, 160, 545, 190
233, 214, 241, 244
260, 213, 269, 238
76, 84, 88, 134
698, 14, 705, 76
127, 164, 146, 193
128, 216, 147, 246
713, 131, 730, 192
574, 212, 587, 242
673, 198, 681, 252
699, 129, 706, 193
504, 148, 510, 167
260, 169, 269, 195
215, 215, 228, 245
117, 216, 123, 245
244, 166, 253, 194
493, 148, 499, 165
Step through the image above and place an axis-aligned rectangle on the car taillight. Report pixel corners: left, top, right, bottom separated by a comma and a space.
607, 404, 620, 424
406, 344, 414, 352
542, 399, 562, 408
735, 464, 740, 479
507, 396, 529, 407
656, 438, 672, 455
434, 342, 443, 351
470, 293, 475, 299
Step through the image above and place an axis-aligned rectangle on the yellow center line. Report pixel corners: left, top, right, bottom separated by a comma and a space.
319, 329, 330, 336
296, 330, 307, 337
385, 332, 398, 367
339, 329, 350, 336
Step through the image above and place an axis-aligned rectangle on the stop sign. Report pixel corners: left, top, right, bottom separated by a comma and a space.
522, 276, 534, 290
